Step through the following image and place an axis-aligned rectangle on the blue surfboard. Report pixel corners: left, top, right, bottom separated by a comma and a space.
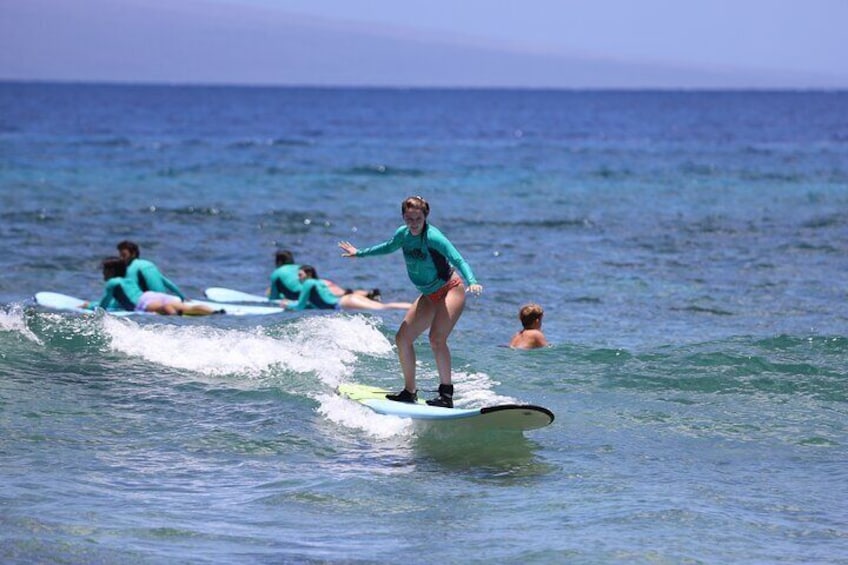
204, 287, 270, 303
337, 383, 554, 432
34, 291, 285, 317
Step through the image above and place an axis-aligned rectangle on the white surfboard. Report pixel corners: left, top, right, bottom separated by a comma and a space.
337, 383, 554, 432
204, 287, 271, 303
34, 291, 285, 317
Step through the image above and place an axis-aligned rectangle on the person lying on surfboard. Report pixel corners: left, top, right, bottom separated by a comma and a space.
339, 195, 483, 408
509, 303, 549, 350
80, 257, 222, 316
279, 265, 412, 312
269, 249, 381, 303
117, 240, 187, 301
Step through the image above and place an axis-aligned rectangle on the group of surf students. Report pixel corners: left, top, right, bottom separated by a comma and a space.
83, 242, 413, 316
269, 249, 413, 312
84, 196, 546, 408
82, 241, 223, 316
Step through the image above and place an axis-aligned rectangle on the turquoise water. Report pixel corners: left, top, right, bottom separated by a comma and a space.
1, 84, 847, 563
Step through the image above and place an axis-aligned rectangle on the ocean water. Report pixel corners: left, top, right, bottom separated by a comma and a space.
1, 83, 847, 564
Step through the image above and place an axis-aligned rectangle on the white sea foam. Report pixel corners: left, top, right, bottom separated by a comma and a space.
316, 391, 413, 439
0, 304, 43, 345
101, 313, 393, 382
98, 313, 513, 437
100, 312, 423, 436
450, 370, 515, 408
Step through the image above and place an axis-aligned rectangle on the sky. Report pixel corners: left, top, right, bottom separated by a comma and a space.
2, 0, 847, 88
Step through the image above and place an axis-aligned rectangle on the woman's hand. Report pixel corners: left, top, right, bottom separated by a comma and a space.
338, 241, 358, 257
467, 284, 483, 296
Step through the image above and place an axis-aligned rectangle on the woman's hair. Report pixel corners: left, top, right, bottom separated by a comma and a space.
102, 256, 127, 280
519, 303, 544, 329
299, 265, 318, 279
275, 249, 294, 267
401, 195, 430, 217
116, 240, 140, 258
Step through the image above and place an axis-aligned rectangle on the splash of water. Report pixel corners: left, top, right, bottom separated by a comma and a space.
101, 314, 393, 382
0, 304, 43, 345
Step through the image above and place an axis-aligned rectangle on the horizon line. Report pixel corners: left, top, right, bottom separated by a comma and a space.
2, 78, 846, 94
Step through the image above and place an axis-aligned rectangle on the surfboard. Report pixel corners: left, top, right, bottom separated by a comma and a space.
34, 291, 285, 317
204, 287, 270, 303
337, 383, 554, 431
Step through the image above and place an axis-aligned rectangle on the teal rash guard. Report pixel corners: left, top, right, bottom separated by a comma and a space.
354, 223, 477, 295
90, 277, 143, 311
285, 278, 339, 311
269, 264, 302, 300
126, 258, 186, 300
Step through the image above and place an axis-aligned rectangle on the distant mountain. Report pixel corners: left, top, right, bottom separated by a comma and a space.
0, 0, 840, 88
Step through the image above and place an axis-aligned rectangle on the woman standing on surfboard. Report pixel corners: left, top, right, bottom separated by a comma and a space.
339, 195, 483, 408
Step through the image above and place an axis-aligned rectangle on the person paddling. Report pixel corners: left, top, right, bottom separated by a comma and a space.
117, 240, 186, 300
82, 257, 220, 315
279, 265, 412, 312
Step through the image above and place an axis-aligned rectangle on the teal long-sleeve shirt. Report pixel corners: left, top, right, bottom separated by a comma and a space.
354, 223, 477, 295
269, 264, 302, 300
90, 277, 143, 311
126, 258, 185, 300
285, 278, 339, 311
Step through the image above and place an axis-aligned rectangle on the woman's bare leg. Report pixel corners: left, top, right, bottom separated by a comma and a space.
144, 300, 214, 316
177, 304, 216, 316
429, 283, 466, 386
395, 296, 434, 393
339, 294, 412, 310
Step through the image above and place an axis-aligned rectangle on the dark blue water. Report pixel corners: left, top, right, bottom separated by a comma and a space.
1, 83, 847, 563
